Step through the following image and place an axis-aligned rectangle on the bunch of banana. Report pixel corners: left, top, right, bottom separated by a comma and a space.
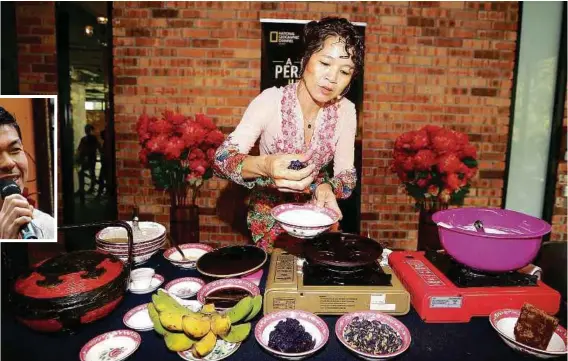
148, 289, 263, 358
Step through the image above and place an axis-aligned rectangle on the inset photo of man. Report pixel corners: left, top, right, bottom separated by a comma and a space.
0, 96, 55, 241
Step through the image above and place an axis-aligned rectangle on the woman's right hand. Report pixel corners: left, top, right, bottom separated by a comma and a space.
262, 153, 316, 193
0, 194, 34, 239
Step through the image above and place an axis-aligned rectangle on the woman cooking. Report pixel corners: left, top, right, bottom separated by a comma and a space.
213, 17, 364, 252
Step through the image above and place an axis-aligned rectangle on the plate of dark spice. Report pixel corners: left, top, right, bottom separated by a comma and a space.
255, 310, 329, 360
335, 311, 411, 360
197, 278, 260, 309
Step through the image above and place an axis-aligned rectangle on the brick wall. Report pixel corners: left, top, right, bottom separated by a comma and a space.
16, 2, 563, 249
356, 2, 518, 248
112, 1, 528, 249
15, 2, 62, 225
14, 2, 63, 261
15, 2, 57, 94
551, 93, 567, 242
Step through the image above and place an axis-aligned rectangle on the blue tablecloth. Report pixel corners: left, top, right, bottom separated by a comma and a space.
2, 254, 565, 361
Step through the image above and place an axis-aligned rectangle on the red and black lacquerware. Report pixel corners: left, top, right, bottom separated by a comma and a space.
10, 221, 134, 333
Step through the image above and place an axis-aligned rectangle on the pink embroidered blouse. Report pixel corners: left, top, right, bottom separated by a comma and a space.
213, 82, 357, 252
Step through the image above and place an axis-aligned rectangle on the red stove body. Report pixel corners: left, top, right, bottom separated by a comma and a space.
389, 251, 561, 323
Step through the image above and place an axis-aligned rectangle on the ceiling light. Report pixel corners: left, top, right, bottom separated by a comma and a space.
97, 17, 108, 24
85, 25, 94, 36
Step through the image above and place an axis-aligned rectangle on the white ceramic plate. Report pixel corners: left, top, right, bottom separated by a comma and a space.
164, 277, 205, 299
79, 329, 141, 361
177, 338, 240, 361
129, 274, 164, 294
123, 303, 153, 331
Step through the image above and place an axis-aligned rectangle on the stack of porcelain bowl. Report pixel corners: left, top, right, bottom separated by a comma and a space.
96, 221, 166, 265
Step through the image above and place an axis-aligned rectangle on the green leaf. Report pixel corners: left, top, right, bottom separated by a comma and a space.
462, 157, 477, 168
450, 184, 470, 205
405, 182, 427, 201
202, 167, 213, 180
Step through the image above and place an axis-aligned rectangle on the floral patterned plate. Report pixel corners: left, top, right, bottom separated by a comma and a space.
79, 329, 141, 361
177, 339, 240, 361
123, 303, 153, 331
164, 277, 205, 299
197, 278, 260, 309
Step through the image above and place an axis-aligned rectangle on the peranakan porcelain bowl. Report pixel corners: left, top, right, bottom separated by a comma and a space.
489, 308, 568, 359
271, 203, 340, 239
163, 243, 214, 269
255, 310, 329, 360
335, 311, 411, 360
96, 221, 167, 265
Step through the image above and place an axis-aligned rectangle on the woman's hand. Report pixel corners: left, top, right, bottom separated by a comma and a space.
262, 153, 316, 193
314, 183, 343, 220
0, 194, 33, 239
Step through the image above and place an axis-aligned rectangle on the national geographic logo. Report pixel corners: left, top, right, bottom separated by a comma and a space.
269, 31, 300, 44
269, 31, 279, 43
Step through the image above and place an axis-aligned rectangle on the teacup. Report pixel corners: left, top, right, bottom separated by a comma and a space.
130, 268, 155, 290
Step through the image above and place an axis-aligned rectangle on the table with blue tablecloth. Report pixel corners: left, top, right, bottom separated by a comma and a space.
2, 254, 565, 361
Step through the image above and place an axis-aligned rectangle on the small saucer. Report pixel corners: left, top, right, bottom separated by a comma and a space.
79, 329, 141, 361
129, 274, 164, 294
177, 338, 241, 361
164, 277, 205, 299
123, 303, 153, 331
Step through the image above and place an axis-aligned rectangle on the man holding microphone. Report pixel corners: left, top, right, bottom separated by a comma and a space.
0, 106, 54, 240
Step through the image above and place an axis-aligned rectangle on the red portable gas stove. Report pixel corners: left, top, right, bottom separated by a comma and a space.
389, 250, 561, 323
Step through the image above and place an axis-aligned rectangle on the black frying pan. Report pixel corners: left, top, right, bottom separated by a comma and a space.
303, 232, 384, 268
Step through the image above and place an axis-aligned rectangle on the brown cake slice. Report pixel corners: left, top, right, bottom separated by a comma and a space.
514, 303, 559, 350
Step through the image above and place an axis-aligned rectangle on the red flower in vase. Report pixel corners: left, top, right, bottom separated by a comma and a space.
390, 125, 479, 207
136, 111, 226, 205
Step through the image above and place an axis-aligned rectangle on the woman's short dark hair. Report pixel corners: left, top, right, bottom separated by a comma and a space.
0, 107, 22, 141
300, 17, 365, 78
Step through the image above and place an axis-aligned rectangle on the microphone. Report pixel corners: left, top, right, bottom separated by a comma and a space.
0, 179, 38, 239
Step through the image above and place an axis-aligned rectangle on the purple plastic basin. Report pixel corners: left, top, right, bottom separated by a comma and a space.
432, 207, 551, 273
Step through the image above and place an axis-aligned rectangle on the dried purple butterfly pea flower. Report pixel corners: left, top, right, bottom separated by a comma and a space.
343, 317, 403, 355
287, 160, 307, 170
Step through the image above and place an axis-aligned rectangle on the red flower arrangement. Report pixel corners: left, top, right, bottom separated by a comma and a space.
136, 111, 225, 206
390, 125, 478, 209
